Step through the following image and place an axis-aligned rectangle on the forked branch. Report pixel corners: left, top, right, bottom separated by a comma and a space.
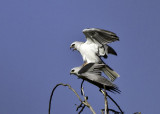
48, 83, 96, 114
100, 89, 123, 114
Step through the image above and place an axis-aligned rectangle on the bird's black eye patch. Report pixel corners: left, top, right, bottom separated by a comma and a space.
72, 44, 75, 47
71, 69, 75, 72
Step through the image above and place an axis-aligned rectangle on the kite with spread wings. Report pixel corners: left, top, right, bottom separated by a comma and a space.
70, 28, 120, 82
70, 63, 120, 93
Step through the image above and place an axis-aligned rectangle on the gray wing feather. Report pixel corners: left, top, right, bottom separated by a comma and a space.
78, 63, 94, 74
84, 73, 115, 87
77, 63, 120, 93
102, 65, 120, 82
83, 28, 119, 45
83, 28, 118, 58
80, 72, 120, 93
78, 63, 105, 74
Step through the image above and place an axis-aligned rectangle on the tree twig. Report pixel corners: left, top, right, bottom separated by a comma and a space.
76, 102, 83, 111
78, 104, 86, 114
101, 109, 104, 114
107, 94, 123, 113
100, 87, 124, 114
104, 87, 107, 114
81, 84, 96, 114
80, 80, 84, 95
108, 109, 122, 114
101, 86, 109, 114
48, 83, 96, 114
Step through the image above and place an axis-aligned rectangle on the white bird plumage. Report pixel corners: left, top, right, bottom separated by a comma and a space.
70, 28, 120, 81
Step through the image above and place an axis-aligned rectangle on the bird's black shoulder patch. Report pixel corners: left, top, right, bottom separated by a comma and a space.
103, 54, 108, 58
108, 45, 117, 56
78, 63, 94, 74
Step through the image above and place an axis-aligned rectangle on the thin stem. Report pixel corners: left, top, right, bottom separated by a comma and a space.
80, 80, 84, 95
81, 84, 96, 114
107, 94, 123, 113
100, 88, 123, 114
103, 86, 108, 114
101, 109, 104, 114
49, 83, 96, 114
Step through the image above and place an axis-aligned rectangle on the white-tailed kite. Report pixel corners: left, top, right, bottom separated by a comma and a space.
70, 28, 119, 81
70, 63, 120, 93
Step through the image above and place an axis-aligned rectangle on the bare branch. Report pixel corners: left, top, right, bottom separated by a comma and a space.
101, 86, 109, 114
80, 80, 84, 95
100, 87, 124, 114
134, 112, 141, 114
48, 83, 96, 114
78, 104, 85, 114
101, 109, 104, 114
108, 109, 122, 114
104, 86, 108, 114
107, 94, 123, 113
76, 102, 83, 111
81, 85, 96, 114
75, 102, 86, 113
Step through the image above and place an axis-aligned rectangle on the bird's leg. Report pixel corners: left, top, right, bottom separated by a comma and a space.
99, 88, 102, 93
82, 61, 87, 67
81, 80, 84, 95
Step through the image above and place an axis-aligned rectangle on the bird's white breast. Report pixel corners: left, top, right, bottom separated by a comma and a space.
79, 42, 100, 63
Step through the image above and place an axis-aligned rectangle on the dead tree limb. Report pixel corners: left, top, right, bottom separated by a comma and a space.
100, 86, 109, 114
100, 88, 123, 114
108, 109, 122, 114
80, 80, 84, 95
48, 83, 96, 114
107, 94, 123, 113
81, 85, 96, 114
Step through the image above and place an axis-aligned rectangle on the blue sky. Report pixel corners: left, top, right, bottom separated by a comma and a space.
0, 0, 160, 114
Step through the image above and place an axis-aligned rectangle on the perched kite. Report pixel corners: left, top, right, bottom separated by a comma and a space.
70, 28, 119, 81
70, 63, 120, 93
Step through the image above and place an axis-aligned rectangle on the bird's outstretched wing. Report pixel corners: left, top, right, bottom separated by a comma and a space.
83, 28, 119, 44
78, 63, 105, 75
78, 63, 120, 93
82, 28, 118, 58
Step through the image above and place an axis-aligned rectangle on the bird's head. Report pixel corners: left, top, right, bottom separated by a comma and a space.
70, 67, 81, 76
70, 41, 83, 51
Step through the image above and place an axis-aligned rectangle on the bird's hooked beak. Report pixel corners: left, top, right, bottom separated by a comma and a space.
70, 71, 72, 75
70, 72, 73, 76
70, 45, 76, 51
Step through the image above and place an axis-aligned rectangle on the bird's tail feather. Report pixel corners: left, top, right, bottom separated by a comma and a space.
102, 65, 120, 82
